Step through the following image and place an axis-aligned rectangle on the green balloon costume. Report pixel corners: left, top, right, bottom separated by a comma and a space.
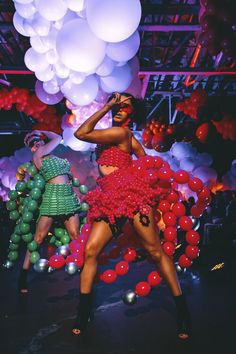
39, 156, 80, 216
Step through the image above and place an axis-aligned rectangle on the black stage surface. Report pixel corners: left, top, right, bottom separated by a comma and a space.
1, 233, 235, 354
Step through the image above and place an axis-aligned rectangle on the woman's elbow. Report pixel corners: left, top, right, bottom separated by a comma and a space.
74, 131, 85, 140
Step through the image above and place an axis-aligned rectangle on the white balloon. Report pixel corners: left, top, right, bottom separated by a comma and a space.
192, 166, 217, 184
35, 0, 68, 21
14, 2, 36, 19
86, 0, 142, 42
30, 36, 49, 53
35, 65, 55, 81
54, 60, 70, 79
66, 0, 85, 12
35, 80, 63, 105
106, 31, 140, 62
41, 28, 58, 50
54, 9, 78, 29
13, 12, 29, 36
23, 18, 37, 36
31, 13, 51, 36
70, 71, 86, 84
45, 49, 59, 64
100, 64, 132, 93
63, 128, 93, 151
170, 142, 197, 160
24, 48, 49, 72
179, 157, 195, 172
96, 56, 115, 77
61, 75, 98, 106
43, 78, 60, 94
13, 0, 33, 4
56, 19, 106, 72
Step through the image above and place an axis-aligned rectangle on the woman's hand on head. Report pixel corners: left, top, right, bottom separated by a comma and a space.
105, 92, 132, 108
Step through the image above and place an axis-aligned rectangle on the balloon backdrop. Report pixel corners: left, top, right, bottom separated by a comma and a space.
12, 0, 142, 106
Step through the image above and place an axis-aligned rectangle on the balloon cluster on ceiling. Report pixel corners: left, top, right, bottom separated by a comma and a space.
13, 0, 142, 107
198, 0, 236, 57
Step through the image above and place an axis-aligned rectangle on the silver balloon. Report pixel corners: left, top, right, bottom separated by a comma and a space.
122, 290, 137, 306
190, 216, 200, 231
48, 266, 56, 273
65, 262, 78, 275
56, 245, 70, 257
175, 262, 186, 274
2, 260, 14, 269
33, 258, 49, 273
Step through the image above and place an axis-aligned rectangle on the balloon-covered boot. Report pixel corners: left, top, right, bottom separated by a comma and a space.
72, 293, 92, 335
174, 294, 192, 340
18, 269, 28, 294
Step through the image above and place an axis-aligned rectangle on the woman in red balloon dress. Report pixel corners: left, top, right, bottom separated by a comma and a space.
73, 93, 191, 339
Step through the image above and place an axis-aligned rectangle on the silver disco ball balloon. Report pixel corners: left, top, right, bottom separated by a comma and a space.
33, 258, 49, 273
122, 290, 137, 306
65, 262, 78, 275
175, 262, 186, 274
56, 245, 70, 257
2, 260, 14, 269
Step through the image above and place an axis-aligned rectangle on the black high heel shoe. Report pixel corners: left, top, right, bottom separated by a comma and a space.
18, 269, 28, 294
72, 293, 92, 335
173, 294, 192, 340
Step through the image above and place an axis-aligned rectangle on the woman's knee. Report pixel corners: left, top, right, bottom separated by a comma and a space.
84, 243, 99, 261
68, 229, 78, 240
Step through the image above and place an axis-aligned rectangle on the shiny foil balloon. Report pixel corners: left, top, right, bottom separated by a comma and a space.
65, 262, 78, 275
33, 258, 49, 273
56, 245, 70, 257
122, 290, 137, 306
2, 260, 14, 269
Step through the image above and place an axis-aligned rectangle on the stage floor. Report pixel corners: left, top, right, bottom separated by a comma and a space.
1, 242, 235, 354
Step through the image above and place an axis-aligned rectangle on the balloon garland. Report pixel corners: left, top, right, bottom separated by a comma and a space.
0, 87, 62, 134
4, 160, 89, 272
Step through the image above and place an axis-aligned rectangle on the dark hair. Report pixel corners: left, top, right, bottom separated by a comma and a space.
107, 92, 146, 129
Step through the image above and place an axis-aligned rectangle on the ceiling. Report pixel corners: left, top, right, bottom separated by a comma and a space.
0, 0, 236, 157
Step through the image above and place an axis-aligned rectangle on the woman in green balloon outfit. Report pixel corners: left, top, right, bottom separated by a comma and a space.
19, 130, 81, 292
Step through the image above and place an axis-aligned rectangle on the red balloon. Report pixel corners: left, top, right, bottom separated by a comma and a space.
153, 156, 163, 169
185, 245, 200, 260
49, 255, 65, 269
135, 281, 151, 297
147, 271, 162, 286
80, 223, 91, 235
115, 261, 129, 276
198, 187, 210, 200
186, 230, 200, 245
178, 216, 193, 231
162, 241, 175, 256
142, 128, 153, 149
157, 167, 173, 181
178, 254, 193, 268
158, 200, 171, 213
123, 248, 137, 262
69, 240, 84, 254
163, 226, 177, 242
163, 212, 177, 226
66, 253, 84, 268
77, 233, 89, 245
172, 202, 186, 217
174, 170, 189, 184
102, 269, 117, 284
188, 177, 203, 192
166, 191, 179, 203
196, 123, 210, 142
190, 205, 203, 218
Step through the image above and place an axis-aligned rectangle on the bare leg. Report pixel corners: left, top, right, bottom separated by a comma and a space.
133, 209, 181, 296
72, 220, 113, 335
19, 216, 53, 293
80, 220, 113, 293
64, 213, 80, 240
